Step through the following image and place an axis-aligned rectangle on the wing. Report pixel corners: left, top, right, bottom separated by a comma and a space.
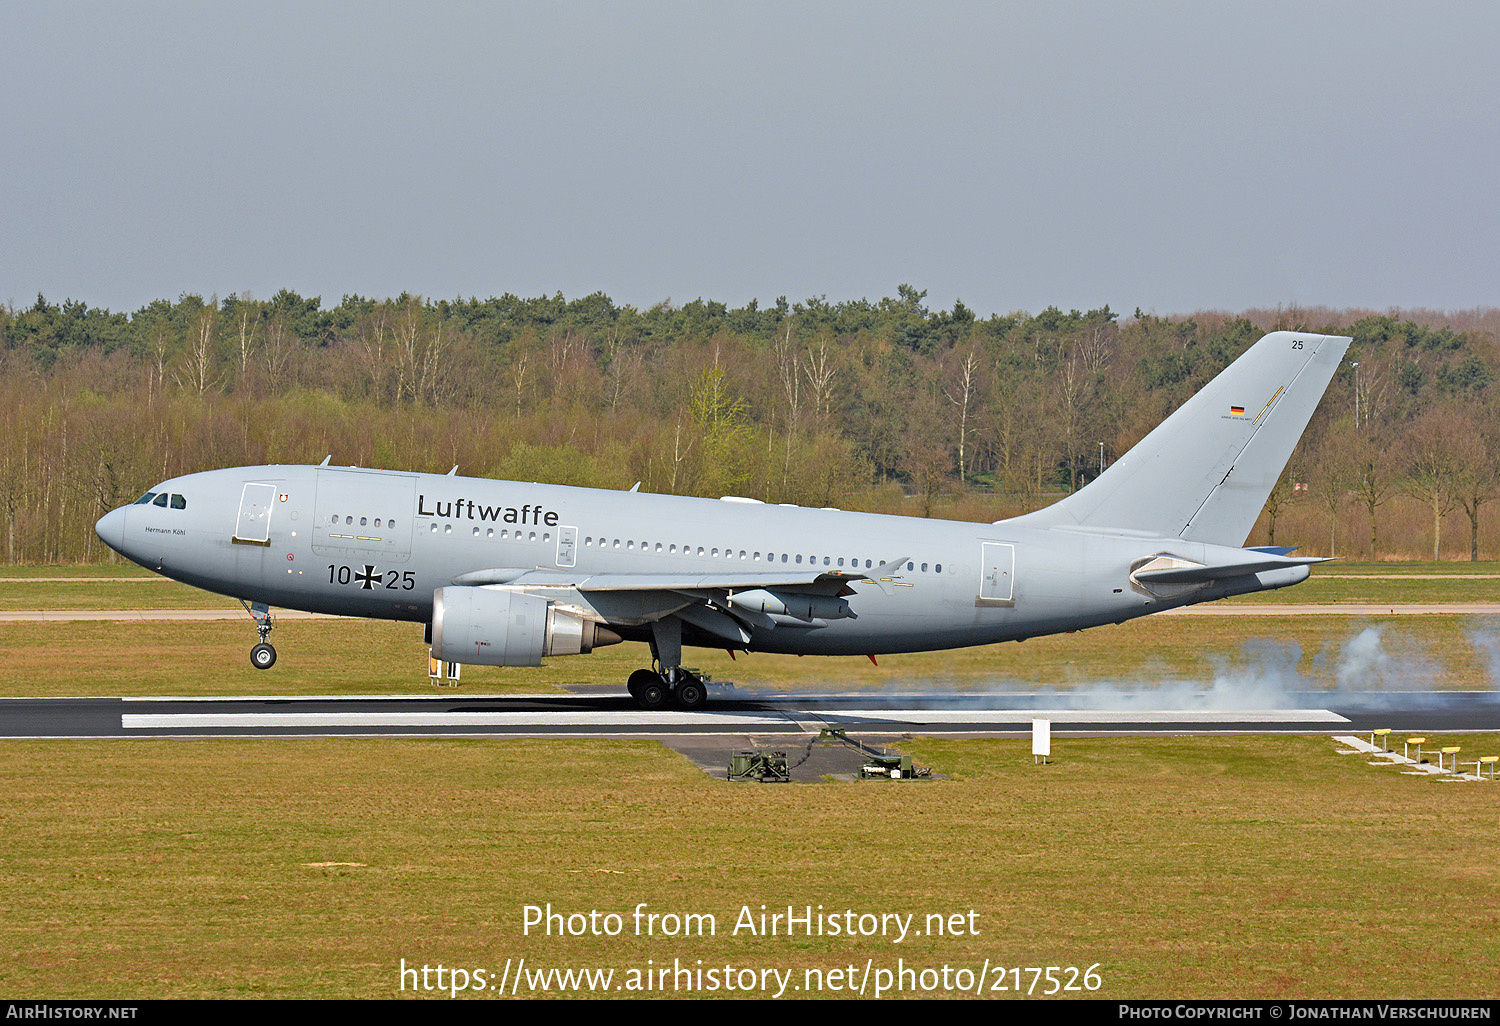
447, 558, 909, 645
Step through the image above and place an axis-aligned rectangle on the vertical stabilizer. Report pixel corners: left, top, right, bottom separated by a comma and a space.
1005, 331, 1350, 546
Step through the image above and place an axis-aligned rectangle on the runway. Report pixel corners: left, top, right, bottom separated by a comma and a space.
5, 688, 1498, 739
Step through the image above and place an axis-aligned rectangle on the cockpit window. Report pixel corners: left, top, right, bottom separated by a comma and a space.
152, 493, 169, 507
133, 492, 157, 505
170, 494, 186, 510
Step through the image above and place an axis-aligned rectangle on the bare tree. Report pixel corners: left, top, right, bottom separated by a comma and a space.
600, 327, 641, 411
1349, 429, 1398, 557
263, 310, 293, 389
1403, 410, 1464, 560
1261, 475, 1299, 548
944, 346, 980, 480
1441, 408, 1498, 561
1077, 320, 1115, 374
175, 301, 219, 396
1312, 427, 1355, 557
803, 336, 837, 425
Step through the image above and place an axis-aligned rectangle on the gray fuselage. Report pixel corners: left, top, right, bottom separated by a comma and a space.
97, 464, 1308, 659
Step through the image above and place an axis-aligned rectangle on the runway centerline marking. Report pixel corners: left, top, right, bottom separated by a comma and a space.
122, 708, 1349, 730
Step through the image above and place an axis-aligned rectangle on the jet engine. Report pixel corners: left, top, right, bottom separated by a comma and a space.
431, 586, 620, 666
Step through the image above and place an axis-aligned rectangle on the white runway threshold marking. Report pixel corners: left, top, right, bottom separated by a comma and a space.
121, 708, 1350, 730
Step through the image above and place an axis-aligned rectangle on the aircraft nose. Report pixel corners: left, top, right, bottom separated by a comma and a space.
95, 507, 127, 554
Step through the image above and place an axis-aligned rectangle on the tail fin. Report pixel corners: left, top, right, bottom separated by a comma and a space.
1006, 330, 1350, 546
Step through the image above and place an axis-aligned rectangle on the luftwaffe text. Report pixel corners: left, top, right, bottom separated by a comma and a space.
417, 494, 558, 526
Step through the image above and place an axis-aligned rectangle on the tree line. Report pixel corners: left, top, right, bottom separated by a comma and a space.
3, 289, 1498, 564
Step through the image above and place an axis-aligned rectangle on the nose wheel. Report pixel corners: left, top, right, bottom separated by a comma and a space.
242, 600, 277, 670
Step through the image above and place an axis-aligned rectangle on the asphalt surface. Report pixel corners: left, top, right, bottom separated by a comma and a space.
5, 688, 1498, 739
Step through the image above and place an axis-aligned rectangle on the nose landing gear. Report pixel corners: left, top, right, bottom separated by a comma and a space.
242, 600, 277, 670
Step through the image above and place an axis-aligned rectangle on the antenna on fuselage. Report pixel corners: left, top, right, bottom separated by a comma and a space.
447, 465, 458, 476
629, 482, 641, 492
318, 455, 332, 466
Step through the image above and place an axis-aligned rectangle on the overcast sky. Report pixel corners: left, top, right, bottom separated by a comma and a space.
4, 1, 1497, 318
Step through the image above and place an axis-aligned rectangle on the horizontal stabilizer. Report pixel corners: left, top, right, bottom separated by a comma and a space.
1132, 553, 1328, 585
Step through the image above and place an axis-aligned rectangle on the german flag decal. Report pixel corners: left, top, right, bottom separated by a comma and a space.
1230, 405, 1245, 416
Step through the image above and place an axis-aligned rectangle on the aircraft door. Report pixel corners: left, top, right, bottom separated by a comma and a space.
233, 483, 277, 546
556, 526, 578, 568
977, 541, 1015, 606
311, 470, 416, 563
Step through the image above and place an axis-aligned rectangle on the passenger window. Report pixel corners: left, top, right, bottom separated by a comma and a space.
170, 494, 186, 510
152, 493, 168, 507
360, 517, 368, 526
922, 563, 928, 572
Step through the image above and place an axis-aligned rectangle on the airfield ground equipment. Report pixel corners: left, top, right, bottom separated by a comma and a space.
728, 749, 790, 783
817, 728, 930, 780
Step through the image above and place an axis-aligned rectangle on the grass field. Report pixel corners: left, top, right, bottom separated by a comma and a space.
3, 610, 1498, 696
1, 736, 1496, 999
2, 565, 1498, 1000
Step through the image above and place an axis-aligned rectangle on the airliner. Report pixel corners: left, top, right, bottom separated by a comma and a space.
95, 330, 1350, 708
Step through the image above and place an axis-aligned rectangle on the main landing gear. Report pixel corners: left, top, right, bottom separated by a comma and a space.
628, 617, 708, 709
627, 667, 708, 710
242, 600, 277, 670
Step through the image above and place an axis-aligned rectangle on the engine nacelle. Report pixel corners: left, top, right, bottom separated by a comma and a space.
431, 586, 619, 666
